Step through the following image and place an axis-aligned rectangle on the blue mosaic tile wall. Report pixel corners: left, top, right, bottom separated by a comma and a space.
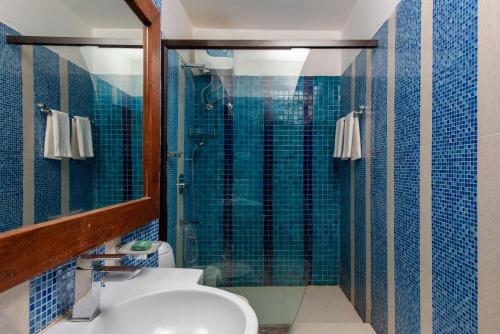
271, 76, 305, 286
394, 0, 421, 332
93, 76, 143, 207
0, 22, 23, 232
33, 46, 61, 223
339, 65, 352, 300
231, 78, 264, 286
29, 217, 159, 334
68, 62, 95, 213
339, 0, 480, 331
182, 67, 195, 227
354, 50, 367, 321
432, 0, 478, 332
29, 244, 103, 334
185, 74, 225, 269
177, 74, 341, 286
30, 258, 76, 333
369, 21, 389, 334
312, 76, 341, 284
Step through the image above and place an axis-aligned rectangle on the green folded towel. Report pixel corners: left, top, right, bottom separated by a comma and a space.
131, 240, 152, 251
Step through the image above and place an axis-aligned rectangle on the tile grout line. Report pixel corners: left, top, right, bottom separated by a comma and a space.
22, 45, 34, 227
419, 0, 433, 332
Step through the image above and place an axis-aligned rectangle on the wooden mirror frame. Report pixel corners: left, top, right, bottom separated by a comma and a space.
0, 0, 161, 293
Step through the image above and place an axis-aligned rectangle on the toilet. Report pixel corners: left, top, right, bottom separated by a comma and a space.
158, 242, 175, 268
156, 242, 248, 304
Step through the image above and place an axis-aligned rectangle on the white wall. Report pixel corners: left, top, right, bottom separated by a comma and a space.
340, 0, 401, 72
0, 0, 144, 95
162, 0, 194, 39
193, 28, 342, 76
0, 0, 92, 69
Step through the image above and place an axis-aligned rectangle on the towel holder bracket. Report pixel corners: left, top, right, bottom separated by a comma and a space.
37, 102, 51, 114
354, 105, 367, 116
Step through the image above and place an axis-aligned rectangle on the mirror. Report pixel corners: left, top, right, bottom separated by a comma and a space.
0, 0, 144, 232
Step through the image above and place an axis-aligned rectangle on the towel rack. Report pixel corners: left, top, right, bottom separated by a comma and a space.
37, 102, 95, 125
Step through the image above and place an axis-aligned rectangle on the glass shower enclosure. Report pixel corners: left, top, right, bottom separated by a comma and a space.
165, 47, 341, 327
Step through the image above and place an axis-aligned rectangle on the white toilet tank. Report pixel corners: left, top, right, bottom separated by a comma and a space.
158, 242, 175, 268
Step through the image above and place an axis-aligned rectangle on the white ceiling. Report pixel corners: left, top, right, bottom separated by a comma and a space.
61, 0, 143, 29
180, 0, 358, 31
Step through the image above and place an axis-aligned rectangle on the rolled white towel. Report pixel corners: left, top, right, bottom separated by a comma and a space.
75, 116, 94, 158
333, 117, 345, 158
351, 113, 362, 161
44, 110, 72, 159
341, 113, 355, 160
71, 118, 84, 160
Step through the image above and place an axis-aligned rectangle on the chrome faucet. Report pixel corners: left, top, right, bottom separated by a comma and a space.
70, 254, 141, 322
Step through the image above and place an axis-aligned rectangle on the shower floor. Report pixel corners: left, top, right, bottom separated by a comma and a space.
225, 286, 376, 334
223, 286, 305, 325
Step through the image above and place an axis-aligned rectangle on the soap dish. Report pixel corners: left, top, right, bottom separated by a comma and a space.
118, 241, 162, 260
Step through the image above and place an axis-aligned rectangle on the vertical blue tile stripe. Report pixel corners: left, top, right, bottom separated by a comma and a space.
303, 76, 314, 284
339, 66, 352, 299
394, 0, 422, 332
263, 95, 274, 285
189, 75, 224, 268
432, 1, 478, 333
271, 76, 304, 286
223, 90, 234, 286
0, 22, 22, 232
354, 51, 367, 321
312, 76, 340, 285
34, 46, 61, 223
68, 62, 95, 213
122, 96, 133, 201
370, 21, 389, 334
231, 89, 264, 287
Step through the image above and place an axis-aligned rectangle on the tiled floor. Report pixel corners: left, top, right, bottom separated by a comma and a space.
291, 286, 376, 334
231, 286, 376, 334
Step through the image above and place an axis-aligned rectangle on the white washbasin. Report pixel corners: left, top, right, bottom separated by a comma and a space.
45, 269, 258, 334
89, 288, 256, 334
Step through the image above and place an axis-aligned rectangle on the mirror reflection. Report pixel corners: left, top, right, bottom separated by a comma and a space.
0, 0, 144, 232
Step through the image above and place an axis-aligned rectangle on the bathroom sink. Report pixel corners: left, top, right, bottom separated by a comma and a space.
45, 269, 258, 334
89, 288, 257, 334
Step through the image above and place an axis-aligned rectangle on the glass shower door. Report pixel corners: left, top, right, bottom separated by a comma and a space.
166, 47, 341, 329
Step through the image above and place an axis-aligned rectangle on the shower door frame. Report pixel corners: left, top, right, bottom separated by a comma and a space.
159, 38, 378, 241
